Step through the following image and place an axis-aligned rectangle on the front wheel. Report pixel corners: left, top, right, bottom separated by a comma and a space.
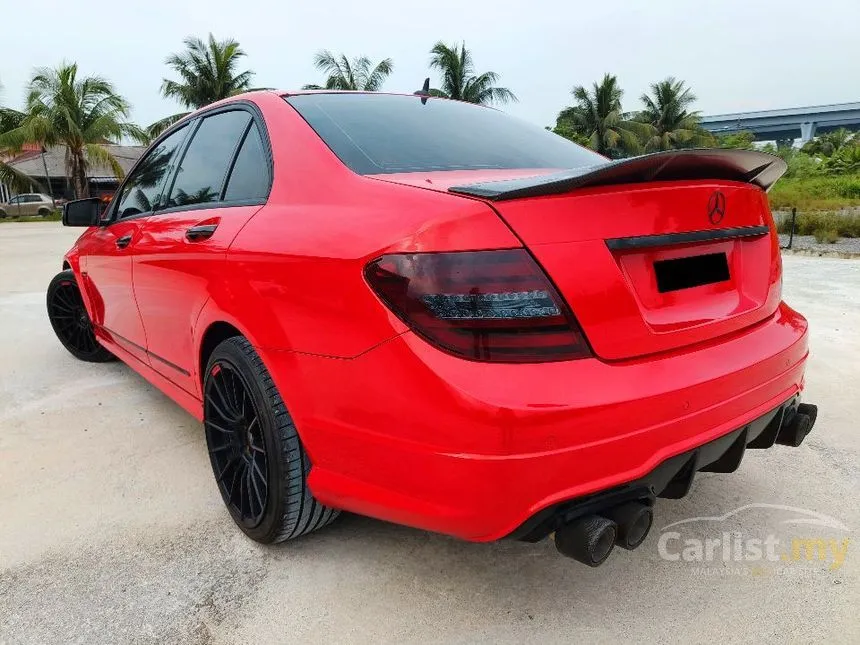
46, 270, 116, 362
204, 337, 339, 543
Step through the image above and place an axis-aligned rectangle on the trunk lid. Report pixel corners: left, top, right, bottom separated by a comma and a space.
373, 149, 786, 361
483, 180, 782, 360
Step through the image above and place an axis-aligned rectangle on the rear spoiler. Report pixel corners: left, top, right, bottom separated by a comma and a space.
448, 149, 787, 201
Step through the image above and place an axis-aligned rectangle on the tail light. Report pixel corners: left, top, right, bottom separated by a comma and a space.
364, 249, 591, 362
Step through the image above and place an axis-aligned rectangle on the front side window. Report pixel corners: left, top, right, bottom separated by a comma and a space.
286, 93, 605, 175
114, 125, 189, 218
166, 110, 252, 208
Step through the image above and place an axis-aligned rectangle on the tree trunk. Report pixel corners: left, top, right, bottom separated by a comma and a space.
67, 149, 89, 199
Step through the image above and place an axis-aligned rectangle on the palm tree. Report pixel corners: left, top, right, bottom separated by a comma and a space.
0, 81, 39, 193
636, 77, 708, 151
428, 42, 516, 105
149, 34, 254, 137
1, 64, 140, 198
555, 74, 647, 158
302, 51, 393, 91
801, 128, 856, 157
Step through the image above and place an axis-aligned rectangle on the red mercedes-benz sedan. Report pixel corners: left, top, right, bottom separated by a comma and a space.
49, 90, 816, 566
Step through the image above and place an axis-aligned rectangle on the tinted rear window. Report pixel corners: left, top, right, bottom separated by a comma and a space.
286, 93, 604, 175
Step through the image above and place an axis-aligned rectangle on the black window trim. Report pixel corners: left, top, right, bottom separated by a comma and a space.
105, 100, 274, 225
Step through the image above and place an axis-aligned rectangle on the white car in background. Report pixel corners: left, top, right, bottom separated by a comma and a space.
0, 193, 55, 218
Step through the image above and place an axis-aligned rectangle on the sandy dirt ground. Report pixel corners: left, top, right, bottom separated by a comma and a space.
1, 222, 858, 644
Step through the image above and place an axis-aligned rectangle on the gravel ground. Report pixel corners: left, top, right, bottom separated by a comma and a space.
1, 223, 858, 644
778, 234, 860, 256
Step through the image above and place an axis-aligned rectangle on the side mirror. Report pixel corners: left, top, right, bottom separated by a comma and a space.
62, 198, 103, 227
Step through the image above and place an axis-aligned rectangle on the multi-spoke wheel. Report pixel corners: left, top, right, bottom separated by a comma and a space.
205, 361, 269, 528
204, 337, 339, 543
46, 270, 115, 362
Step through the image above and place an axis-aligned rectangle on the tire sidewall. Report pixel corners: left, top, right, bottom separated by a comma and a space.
204, 340, 288, 543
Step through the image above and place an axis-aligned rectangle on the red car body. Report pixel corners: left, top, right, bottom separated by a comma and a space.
60, 91, 811, 547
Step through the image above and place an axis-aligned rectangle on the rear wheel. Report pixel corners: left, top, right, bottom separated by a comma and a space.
204, 337, 339, 543
46, 270, 115, 362
38, 207, 51, 217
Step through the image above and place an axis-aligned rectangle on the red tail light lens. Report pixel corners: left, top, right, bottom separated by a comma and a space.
364, 249, 591, 362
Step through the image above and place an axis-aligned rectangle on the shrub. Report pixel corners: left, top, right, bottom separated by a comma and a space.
834, 176, 860, 199
813, 228, 839, 244
775, 212, 860, 238
769, 175, 860, 211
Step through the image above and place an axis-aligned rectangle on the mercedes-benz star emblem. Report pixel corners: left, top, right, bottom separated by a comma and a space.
707, 190, 726, 225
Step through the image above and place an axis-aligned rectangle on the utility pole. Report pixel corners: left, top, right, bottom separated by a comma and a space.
40, 146, 55, 209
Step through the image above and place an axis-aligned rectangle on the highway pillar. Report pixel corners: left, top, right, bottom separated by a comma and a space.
800, 121, 817, 142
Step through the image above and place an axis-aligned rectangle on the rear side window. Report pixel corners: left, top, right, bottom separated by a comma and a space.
167, 110, 252, 207
115, 124, 189, 217
224, 123, 270, 202
286, 93, 605, 175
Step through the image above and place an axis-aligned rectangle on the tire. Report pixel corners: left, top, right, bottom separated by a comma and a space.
204, 336, 339, 543
0, 210, 6, 218
38, 207, 51, 217
46, 270, 116, 362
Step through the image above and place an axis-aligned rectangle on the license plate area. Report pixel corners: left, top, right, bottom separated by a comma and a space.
653, 252, 730, 293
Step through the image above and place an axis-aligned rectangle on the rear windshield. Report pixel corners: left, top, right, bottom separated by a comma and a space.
285, 93, 605, 175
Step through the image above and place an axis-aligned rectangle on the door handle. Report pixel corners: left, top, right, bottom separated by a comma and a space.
185, 224, 218, 241
116, 234, 132, 249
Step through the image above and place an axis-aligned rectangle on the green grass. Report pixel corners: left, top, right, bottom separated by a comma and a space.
769, 175, 860, 211
774, 211, 860, 239
0, 210, 62, 223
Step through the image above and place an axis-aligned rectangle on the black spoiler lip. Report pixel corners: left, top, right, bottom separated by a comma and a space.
448, 148, 787, 201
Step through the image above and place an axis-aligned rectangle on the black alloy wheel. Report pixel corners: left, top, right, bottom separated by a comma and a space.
203, 337, 339, 543
205, 361, 269, 528
46, 270, 115, 362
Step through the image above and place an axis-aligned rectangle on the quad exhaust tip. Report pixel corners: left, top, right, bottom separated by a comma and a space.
555, 515, 617, 567
553, 401, 818, 567
776, 403, 817, 447
554, 502, 653, 566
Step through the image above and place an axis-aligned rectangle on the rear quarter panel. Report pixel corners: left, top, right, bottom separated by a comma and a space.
204, 94, 521, 358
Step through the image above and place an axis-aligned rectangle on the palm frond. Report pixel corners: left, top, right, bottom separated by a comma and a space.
308, 50, 393, 91
85, 143, 125, 180
161, 33, 254, 109
145, 112, 189, 140
0, 161, 42, 193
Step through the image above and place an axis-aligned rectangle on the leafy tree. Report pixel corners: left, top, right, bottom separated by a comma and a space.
428, 42, 516, 105
554, 74, 647, 158
549, 123, 592, 147
715, 131, 756, 150
801, 128, 857, 157
149, 34, 254, 137
636, 77, 709, 151
302, 51, 393, 91
1, 64, 141, 198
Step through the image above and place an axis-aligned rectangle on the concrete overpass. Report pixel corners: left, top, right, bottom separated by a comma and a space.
700, 102, 860, 143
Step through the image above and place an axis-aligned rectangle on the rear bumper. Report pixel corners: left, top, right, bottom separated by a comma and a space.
264, 301, 809, 542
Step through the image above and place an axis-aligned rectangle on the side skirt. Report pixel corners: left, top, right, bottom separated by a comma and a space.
94, 329, 204, 421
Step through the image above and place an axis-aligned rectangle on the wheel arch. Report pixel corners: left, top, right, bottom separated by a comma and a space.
198, 321, 244, 391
